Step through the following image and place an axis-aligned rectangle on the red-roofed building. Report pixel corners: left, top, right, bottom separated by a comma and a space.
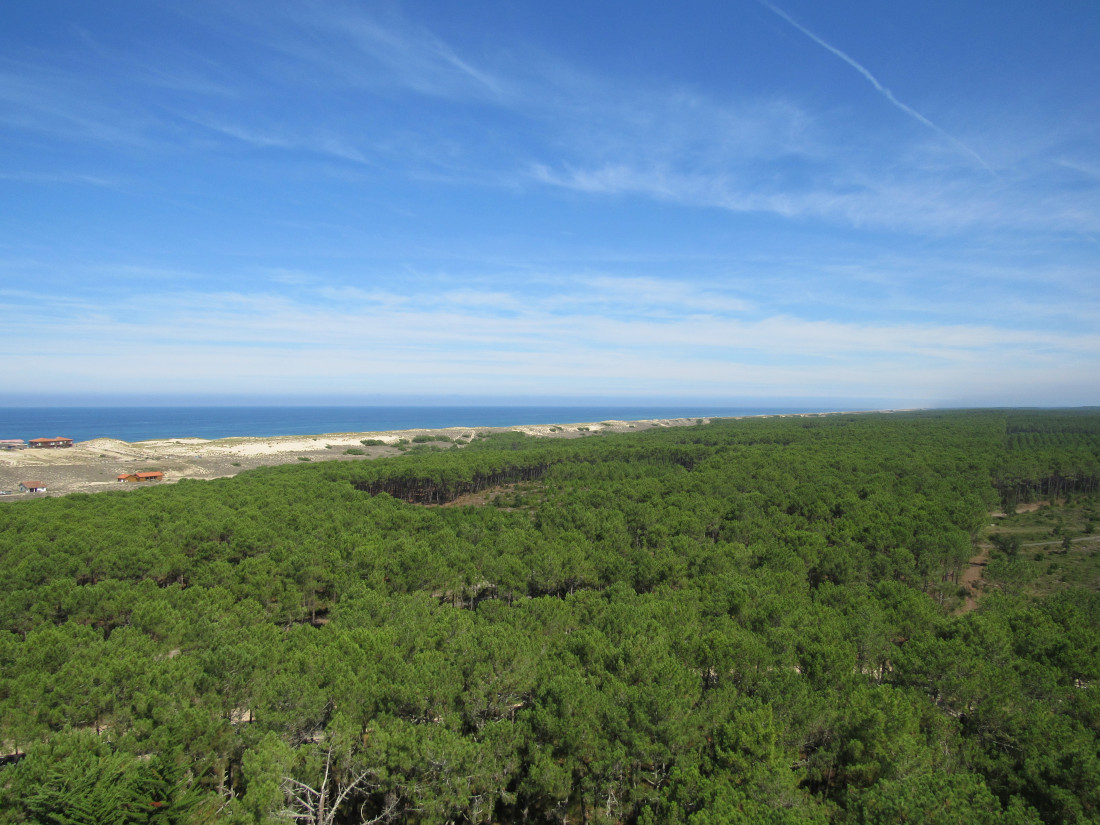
29, 437, 73, 449
19, 481, 47, 493
117, 472, 165, 482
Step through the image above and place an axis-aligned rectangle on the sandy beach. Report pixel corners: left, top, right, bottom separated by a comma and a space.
0, 417, 708, 499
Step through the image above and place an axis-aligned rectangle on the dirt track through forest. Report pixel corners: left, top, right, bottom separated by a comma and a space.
959, 543, 991, 613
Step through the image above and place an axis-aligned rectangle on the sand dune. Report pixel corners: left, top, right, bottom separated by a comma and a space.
0, 418, 705, 498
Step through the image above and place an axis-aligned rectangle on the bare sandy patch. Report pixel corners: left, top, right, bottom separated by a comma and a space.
1013, 501, 1052, 513
958, 543, 991, 613
0, 417, 709, 500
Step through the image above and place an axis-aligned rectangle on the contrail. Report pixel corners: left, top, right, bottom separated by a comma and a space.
761, 1, 992, 173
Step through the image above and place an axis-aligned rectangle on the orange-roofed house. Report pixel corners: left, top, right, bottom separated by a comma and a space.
118, 472, 165, 482
19, 481, 47, 493
29, 437, 73, 449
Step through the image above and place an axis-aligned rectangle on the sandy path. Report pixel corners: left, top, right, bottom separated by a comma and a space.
1020, 535, 1100, 548
958, 543, 991, 613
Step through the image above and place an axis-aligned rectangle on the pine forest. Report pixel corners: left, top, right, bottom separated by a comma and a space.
1, 409, 1098, 824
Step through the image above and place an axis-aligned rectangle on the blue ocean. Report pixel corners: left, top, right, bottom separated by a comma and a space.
0, 406, 848, 444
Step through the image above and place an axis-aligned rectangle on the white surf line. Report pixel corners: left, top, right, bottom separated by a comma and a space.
761, 1, 993, 173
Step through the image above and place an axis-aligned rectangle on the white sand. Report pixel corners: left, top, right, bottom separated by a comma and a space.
0, 418, 708, 496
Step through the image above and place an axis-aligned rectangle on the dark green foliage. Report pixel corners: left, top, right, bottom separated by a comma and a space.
995, 411, 1100, 508
0, 410, 1097, 823
5, 731, 202, 824
846, 771, 1042, 824
993, 533, 1023, 557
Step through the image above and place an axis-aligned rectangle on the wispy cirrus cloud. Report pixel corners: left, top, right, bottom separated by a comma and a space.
0, 66, 154, 148
181, 114, 372, 164
4, 283, 1096, 403
313, 9, 507, 100
1054, 157, 1100, 186
6, 279, 1095, 358
570, 277, 754, 316
0, 170, 120, 187
11, 3, 1081, 239
185, 0, 510, 103
531, 155, 1100, 235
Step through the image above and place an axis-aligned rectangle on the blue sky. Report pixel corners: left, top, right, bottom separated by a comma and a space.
2, 1, 1098, 407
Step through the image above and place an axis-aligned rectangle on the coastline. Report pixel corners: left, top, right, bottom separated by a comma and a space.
0, 404, 800, 444
0, 409, 906, 500
0, 416, 707, 499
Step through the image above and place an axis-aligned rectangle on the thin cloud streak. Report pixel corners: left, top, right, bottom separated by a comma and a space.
760, 1, 993, 173
0, 170, 120, 187
246, 2, 510, 103
183, 114, 372, 164
0, 69, 151, 149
